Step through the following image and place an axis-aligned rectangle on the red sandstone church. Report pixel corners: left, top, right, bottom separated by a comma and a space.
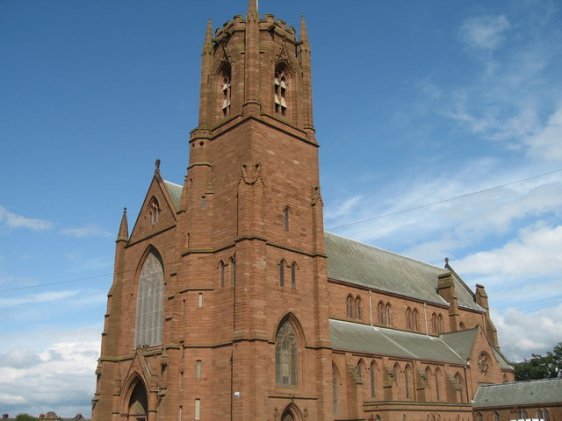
92, 2, 517, 420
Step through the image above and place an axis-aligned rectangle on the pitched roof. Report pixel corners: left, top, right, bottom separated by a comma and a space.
163, 180, 182, 210
325, 232, 482, 311
440, 329, 478, 360
330, 319, 467, 365
473, 378, 562, 408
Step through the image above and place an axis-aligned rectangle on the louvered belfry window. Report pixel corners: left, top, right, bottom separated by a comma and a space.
275, 320, 297, 386
274, 69, 288, 115
135, 252, 164, 347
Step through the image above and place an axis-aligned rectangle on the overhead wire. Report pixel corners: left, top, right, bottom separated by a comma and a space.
2, 167, 562, 293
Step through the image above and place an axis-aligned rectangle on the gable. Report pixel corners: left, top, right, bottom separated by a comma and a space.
128, 177, 181, 244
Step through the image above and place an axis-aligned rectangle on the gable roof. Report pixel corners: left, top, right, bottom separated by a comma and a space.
473, 378, 562, 408
325, 232, 482, 311
330, 319, 467, 365
440, 328, 478, 361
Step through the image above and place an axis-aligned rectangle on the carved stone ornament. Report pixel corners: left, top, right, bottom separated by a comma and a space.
478, 352, 490, 374
241, 162, 262, 185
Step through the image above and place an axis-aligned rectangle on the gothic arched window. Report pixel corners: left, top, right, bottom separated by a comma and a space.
432, 313, 438, 334
347, 295, 354, 318
413, 309, 419, 331
230, 256, 236, 286
378, 301, 385, 324
438, 314, 444, 334
332, 364, 340, 415
149, 197, 160, 225
219, 63, 232, 117
370, 362, 377, 398
274, 65, 288, 116
386, 303, 392, 326
279, 259, 286, 287
435, 368, 441, 401
405, 365, 413, 400
406, 307, 412, 329
219, 260, 225, 288
455, 372, 464, 403
355, 296, 362, 320
135, 252, 164, 347
275, 319, 298, 386
425, 367, 433, 401
283, 206, 290, 232
291, 262, 297, 289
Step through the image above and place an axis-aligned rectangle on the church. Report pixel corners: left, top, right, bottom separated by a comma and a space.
92, 2, 515, 420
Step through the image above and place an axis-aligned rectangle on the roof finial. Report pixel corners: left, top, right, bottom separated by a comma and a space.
444, 257, 449, 266
300, 16, 308, 43
248, 0, 258, 13
155, 158, 161, 175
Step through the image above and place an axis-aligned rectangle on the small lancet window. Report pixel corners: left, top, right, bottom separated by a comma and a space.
149, 197, 160, 225
274, 67, 288, 115
230, 256, 236, 286
279, 259, 286, 287
347, 295, 354, 319
355, 296, 362, 320
275, 319, 298, 386
283, 206, 290, 232
291, 262, 297, 289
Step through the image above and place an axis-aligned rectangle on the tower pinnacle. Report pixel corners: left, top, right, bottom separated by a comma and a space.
248, 0, 258, 13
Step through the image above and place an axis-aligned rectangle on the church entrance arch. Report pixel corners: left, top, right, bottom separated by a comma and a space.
280, 403, 302, 421
127, 380, 148, 421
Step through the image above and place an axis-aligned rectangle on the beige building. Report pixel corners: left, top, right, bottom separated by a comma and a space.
92, 2, 514, 420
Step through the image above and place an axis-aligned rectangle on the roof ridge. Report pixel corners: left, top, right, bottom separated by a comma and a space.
325, 231, 449, 273
163, 179, 182, 187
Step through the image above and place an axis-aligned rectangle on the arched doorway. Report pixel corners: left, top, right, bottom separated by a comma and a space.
281, 412, 295, 421
128, 381, 148, 421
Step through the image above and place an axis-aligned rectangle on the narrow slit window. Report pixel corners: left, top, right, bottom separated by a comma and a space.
291, 262, 297, 289
279, 259, 286, 287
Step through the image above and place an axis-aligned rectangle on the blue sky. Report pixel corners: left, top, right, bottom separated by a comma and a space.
1, 0, 562, 417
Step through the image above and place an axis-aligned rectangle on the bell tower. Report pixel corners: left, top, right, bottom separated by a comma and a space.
180, 0, 333, 419
93, 2, 334, 420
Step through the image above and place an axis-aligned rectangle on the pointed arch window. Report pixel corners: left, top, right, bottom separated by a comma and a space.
425, 367, 433, 401
370, 362, 377, 398
438, 314, 443, 334
413, 309, 419, 331
279, 259, 286, 287
275, 66, 288, 115
135, 252, 164, 347
355, 296, 362, 320
347, 295, 354, 318
291, 262, 297, 289
275, 319, 298, 386
219, 63, 232, 117
455, 372, 464, 403
405, 365, 413, 400
332, 364, 340, 415
283, 206, 290, 232
378, 301, 385, 324
406, 307, 412, 329
432, 313, 438, 334
230, 256, 236, 286
434, 368, 441, 401
149, 197, 160, 225
385, 303, 392, 326
219, 260, 225, 288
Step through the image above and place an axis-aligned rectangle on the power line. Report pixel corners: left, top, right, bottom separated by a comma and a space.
327, 167, 562, 230
3, 167, 562, 293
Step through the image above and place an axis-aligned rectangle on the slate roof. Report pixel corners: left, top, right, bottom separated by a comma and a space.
163, 180, 182, 209
325, 232, 482, 311
163, 183, 482, 313
440, 329, 512, 370
473, 378, 562, 408
330, 319, 467, 365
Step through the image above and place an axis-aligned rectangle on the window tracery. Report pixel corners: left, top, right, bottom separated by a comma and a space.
274, 67, 288, 115
275, 319, 298, 386
135, 252, 164, 347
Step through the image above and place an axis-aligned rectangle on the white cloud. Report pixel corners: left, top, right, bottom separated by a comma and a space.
525, 106, 562, 162
60, 224, 112, 238
459, 15, 511, 51
494, 304, 562, 362
0, 290, 80, 309
0, 205, 53, 231
325, 195, 363, 222
0, 327, 101, 417
454, 224, 562, 281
